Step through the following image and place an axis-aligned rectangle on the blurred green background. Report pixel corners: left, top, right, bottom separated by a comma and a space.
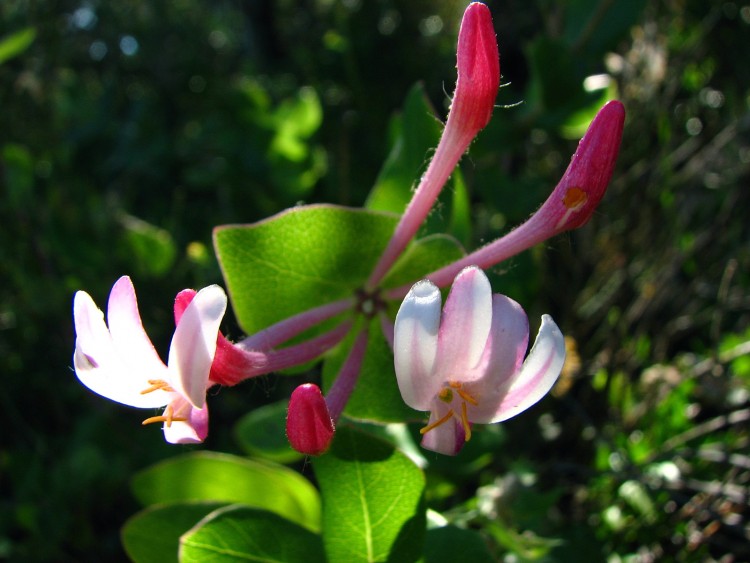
1, 0, 749, 560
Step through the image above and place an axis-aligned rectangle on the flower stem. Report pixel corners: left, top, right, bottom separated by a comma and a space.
325, 327, 369, 422
239, 297, 355, 350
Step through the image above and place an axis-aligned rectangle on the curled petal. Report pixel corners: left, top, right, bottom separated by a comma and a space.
73, 289, 169, 408
487, 314, 566, 423
435, 266, 493, 379
162, 397, 209, 444
394, 280, 442, 410
167, 285, 227, 409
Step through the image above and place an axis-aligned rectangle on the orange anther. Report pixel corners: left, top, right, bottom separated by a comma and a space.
139, 379, 175, 395
141, 405, 187, 427
461, 402, 472, 441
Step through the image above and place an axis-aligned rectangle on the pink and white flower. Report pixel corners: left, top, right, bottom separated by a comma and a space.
394, 266, 566, 455
73, 276, 227, 444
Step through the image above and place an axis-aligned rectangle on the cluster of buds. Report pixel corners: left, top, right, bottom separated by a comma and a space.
72, 2, 624, 456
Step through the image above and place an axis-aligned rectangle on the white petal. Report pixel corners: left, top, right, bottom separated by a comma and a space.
435, 266, 493, 379
488, 314, 566, 423
394, 280, 442, 410
167, 285, 227, 408
162, 397, 209, 444
73, 289, 169, 408
107, 276, 170, 376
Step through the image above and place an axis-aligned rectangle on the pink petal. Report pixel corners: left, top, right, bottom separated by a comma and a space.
486, 314, 565, 423
162, 397, 209, 444
167, 285, 227, 408
435, 267, 493, 380
394, 280, 442, 410
73, 289, 170, 408
286, 383, 335, 456
463, 294, 529, 390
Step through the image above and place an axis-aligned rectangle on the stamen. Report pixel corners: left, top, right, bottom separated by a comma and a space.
141, 405, 187, 427
139, 379, 175, 395
448, 381, 479, 405
461, 402, 472, 441
419, 409, 455, 435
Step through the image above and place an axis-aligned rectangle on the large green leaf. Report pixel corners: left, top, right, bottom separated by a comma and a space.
130, 451, 320, 532
121, 501, 226, 563
314, 426, 426, 563
214, 205, 398, 335
180, 505, 326, 563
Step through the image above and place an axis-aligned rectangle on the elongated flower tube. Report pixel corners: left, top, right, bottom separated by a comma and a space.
366, 2, 499, 289
394, 266, 565, 455
391, 101, 625, 294
73, 276, 226, 444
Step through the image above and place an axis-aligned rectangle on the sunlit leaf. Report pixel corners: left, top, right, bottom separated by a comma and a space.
130, 451, 320, 532
180, 505, 326, 563
121, 501, 226, 563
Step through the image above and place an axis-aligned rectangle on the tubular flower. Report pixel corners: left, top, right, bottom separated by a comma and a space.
394, 266, 566, 455
73, 276, 227, 444
286, 383, 335, 456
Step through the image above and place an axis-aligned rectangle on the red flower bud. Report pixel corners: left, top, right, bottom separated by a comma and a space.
286, 383, 335, 456
450, 2, 500, 136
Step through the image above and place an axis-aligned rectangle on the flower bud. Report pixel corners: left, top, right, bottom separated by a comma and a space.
286, 383, 335, 456
537, 100, 626, 233
449, 2, 500, 136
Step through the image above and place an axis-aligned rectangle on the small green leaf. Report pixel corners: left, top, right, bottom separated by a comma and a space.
314, 426, 426, 563
121, 501, 226, 563
0, 27, 36, 65
180, 505, 326, 563
366, 83, 471, 244
130, 451, 321, 532
234, 400, 303, 464
119, 214, 177, 277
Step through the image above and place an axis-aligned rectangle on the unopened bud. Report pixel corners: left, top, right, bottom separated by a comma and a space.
449, 2, 500, 135
286, 383, 335, 456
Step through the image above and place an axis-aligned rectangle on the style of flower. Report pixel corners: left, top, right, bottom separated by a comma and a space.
73, 276, 227, 444
393, 266, 566, 455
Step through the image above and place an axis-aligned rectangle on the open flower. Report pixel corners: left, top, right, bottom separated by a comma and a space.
73, 276, 227, 444
394, 266, 566, 455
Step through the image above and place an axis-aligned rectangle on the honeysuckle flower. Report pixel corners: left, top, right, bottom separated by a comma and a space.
73, 276, 226, 444
366, 2, 499, 289
394, 266, 566, 455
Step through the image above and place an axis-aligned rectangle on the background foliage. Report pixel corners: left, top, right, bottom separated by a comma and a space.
1, 0, 749, 560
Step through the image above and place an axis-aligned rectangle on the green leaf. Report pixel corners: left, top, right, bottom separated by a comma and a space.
314, 426, 426, 563
180, 505, 326, 563
423, 526, 495, 563
119, 214, 177, 277
0, 27, 36, 65
214, 205, 398, 335
130, 451, 321, 532
234, 400, 303, 464
366, 83, 443, 214
121, 501, 226, 563
366, 83, 471, 245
